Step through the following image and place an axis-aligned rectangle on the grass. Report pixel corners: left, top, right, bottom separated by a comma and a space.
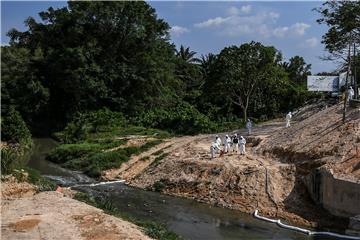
12, 166, 56, 192
47, 138, 163, 178
86, 126, 171, 141
74, 192, 182, 240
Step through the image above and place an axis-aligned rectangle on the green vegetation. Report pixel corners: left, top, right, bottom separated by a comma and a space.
1, 107, 33, 176
74, 192, 182, 240
1, 1, 332, 140
14, 167, 56, 191
152, 179, 167, 192
47, 125, 164, 178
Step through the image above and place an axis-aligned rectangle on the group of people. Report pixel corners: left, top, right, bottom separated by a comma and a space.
210, 134, 247, 158
209, 113, 294, 158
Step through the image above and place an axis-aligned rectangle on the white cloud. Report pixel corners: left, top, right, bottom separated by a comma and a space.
226, 5, 252, 16
241, 5, 252, 14
273, 26, 289, 38
273, 22, 310, 38
169, 25, 190, 37
194, 8, 310, 39
194, 11, 280, 38
305, 37, 318, 47
194, 17, 229, 28
291, 22, 310, 36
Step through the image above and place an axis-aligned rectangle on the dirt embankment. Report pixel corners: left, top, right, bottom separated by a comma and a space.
103, 102, 358, 230
1, 178, 152, 240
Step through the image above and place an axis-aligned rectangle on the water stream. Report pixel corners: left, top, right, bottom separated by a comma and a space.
26, 138, 343, 240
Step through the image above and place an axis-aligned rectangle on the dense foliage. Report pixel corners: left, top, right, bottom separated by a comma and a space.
2, 1, 318, 137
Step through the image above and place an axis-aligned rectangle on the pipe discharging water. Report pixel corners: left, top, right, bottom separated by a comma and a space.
254, 210, 360, 240
69, 180, 126, 188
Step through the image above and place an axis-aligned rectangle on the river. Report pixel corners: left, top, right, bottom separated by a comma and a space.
26, 138, 342, 240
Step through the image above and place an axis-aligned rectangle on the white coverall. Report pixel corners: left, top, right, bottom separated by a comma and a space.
224, 135, 231, 153
246, 120, 252, 135
348, 87, 354, 101
210, 142, 220, 158
286, 112, 292, 128
239, 137, 246, 155
216, 136, 222, 147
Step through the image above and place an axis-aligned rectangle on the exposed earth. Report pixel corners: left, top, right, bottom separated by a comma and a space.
1, 177, 152, 240
2, 102, 359, 239
103, 102, 360, 230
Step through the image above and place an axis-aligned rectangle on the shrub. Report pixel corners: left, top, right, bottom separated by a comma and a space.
84, 150, 129, 177
1, 107, 31, 145
61, 108, 127, 143
135, 101, 216, 135
1, 148, 17, 175
46, 143, 101, 164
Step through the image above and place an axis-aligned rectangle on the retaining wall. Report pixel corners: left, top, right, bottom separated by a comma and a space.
304, 169, 360, 217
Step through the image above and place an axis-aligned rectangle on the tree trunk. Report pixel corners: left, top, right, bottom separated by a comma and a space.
343, 43, 351, 123
354, 42, 358, 99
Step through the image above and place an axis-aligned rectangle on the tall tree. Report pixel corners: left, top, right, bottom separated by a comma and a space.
7, 1, 178, 130
282, 56, 311, 86
212, 41, 284, 121
176, 45, 199, 63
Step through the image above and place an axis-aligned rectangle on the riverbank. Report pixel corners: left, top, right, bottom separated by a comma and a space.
102, 103, 359, 232
1, 178, 152, 240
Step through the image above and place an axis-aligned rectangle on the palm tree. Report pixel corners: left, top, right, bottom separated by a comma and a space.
176, 45, 199, 63
199, 53, 217, 78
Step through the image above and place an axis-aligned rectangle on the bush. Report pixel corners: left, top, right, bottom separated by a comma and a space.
135, 101, 216, 135
1, 148, 18, 175
84, 150, 129, 177
1, 107, 31, 145
46, 143, 101, 163
60, 108, 127, 143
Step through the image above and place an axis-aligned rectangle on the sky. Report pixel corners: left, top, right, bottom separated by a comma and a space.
1, 1, 336, 73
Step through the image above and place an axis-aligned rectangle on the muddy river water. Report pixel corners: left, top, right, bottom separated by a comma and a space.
27, 138, 343, 240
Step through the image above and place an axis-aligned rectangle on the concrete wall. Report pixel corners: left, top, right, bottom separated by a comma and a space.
304, 169, 360, 217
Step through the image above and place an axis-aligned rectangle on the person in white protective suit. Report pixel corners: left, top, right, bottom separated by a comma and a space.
216, 135, 222, 146
239, 136, 246, 155
285, 112, 292, 128
232, 134, 239, 153
246, 119, 252, 135
224, 135, 231, 153
210, 141, 221, 158
348, 86, 355, 101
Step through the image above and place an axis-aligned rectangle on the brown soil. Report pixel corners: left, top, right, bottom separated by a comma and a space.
9, 219, 41, 232
1, 180, 152, 240
102, 102, 358, 230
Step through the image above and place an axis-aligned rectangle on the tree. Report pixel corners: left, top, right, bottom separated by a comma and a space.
7, 1, 178, 130
316, 1, 360, 98
212, 42, 283, 121
1, 46, 49, 128
176, 45, 199, 63
282, 56, 311, 86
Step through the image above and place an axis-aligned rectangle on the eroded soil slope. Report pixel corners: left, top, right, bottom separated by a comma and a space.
104, 102, 358, 229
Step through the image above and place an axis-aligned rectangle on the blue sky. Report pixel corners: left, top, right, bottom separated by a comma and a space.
1, 1, 336, 73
